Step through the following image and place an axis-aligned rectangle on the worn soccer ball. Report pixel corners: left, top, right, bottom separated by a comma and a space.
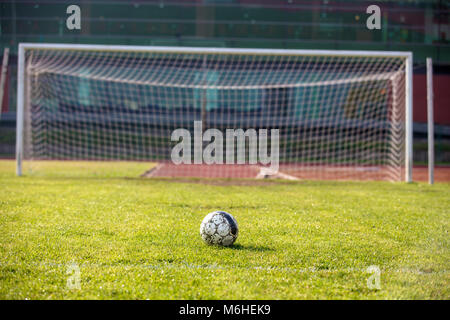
200, 211, 238, 246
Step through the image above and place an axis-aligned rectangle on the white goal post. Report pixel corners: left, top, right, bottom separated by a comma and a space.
16, 43, 413, 181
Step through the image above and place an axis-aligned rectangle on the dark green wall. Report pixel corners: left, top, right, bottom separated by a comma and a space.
1, 0, 449, 63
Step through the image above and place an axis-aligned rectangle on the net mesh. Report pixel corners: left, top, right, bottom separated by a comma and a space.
21, 46, 407, 181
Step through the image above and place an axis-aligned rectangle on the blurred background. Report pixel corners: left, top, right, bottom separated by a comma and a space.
0, 0, 449, 164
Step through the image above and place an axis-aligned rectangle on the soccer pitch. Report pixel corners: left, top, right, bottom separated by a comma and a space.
0, 160, 448, 299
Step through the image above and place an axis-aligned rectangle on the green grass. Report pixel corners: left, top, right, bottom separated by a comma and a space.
0, 160, 449, 299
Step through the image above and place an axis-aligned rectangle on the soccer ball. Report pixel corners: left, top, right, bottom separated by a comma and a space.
200, 211, 238, 246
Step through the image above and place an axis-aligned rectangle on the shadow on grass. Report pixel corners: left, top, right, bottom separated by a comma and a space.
228, 244, 274, 252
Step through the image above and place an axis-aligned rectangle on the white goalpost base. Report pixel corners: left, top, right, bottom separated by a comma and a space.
16, 43, 413, 181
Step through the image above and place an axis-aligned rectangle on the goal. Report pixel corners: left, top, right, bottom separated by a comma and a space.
16, 43, 413, 181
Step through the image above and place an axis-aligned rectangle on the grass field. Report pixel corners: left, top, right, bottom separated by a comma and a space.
0, 160, 449, 299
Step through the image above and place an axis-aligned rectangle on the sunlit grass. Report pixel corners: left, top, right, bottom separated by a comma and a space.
21, 160, 156, 178
0, 160, 448, 299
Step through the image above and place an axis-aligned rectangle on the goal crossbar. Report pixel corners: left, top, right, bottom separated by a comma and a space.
18, 43, 412, 58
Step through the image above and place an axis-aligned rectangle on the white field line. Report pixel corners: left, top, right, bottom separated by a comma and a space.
141, 163, 164, 177
256, 166, 300, 181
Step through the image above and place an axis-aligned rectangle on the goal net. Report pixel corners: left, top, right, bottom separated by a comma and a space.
16, 44, 412, 181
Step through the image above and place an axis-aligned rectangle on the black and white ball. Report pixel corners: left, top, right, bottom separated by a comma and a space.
200, 211, 238, 246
